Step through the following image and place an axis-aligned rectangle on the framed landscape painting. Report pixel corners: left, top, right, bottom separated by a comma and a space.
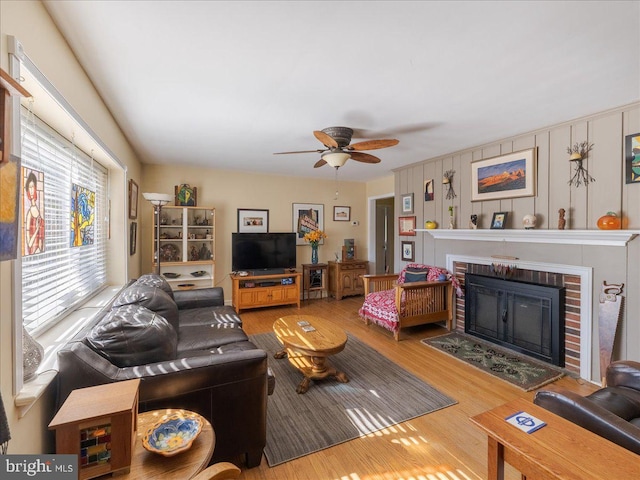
471, 148, 536, 201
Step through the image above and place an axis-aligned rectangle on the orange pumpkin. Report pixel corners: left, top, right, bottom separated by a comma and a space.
597, 212, 621, 230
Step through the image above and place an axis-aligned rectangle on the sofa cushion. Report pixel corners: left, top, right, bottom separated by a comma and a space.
135, 273, 175, 300
114, 284, 179, 331
178, 324, 249, 353
178, 305, 243, 328
85, 304, 177, 367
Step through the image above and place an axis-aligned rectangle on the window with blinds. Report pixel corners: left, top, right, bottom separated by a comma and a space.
20, 107, 108, 334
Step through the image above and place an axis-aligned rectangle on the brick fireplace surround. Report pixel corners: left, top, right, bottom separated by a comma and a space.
453, 260, 581, 374
442, 254, 595, 379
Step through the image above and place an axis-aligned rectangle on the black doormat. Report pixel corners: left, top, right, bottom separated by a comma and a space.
421, 332, 564, 391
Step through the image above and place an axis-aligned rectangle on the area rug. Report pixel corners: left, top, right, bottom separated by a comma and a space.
421, 332, 564, 391
251, 332, 457, 467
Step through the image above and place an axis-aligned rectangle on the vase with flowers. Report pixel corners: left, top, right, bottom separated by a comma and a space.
303, 229, 327, 264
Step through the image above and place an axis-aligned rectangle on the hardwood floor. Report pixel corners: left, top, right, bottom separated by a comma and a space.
236, 296, 598, 480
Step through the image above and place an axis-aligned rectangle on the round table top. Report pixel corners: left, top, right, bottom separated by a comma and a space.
117, 409, 214, 480
273, 314, 347, 355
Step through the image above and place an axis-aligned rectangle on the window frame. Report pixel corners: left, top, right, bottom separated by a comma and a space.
8, 38, 128, 399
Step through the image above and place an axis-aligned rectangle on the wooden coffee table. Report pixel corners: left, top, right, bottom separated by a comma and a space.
273, 314, 349, 394
470, 398, 639, 480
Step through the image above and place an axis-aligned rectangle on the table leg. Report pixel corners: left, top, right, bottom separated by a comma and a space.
487, 437, 505, 480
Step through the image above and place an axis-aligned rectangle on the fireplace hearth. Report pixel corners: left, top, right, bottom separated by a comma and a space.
465, 273, 566, 367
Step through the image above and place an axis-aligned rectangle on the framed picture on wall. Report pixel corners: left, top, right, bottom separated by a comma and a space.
237, 208, 269, 233
293, 203, 324, 245
398, 215, 416, 236
625, 133, 640, 184
128, 179, 138, 219
401, 193, 414, 213
401, 241, 415, 261
471, 148, 537, 201
333, 206, 351, 221
129, 222, 137, 255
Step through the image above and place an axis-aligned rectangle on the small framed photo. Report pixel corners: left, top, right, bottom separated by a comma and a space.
399, 215, 416, 236
128, 179, 138, 219
333, 206, 351, 221
490, 212, 508, 229
401, 241, 415, 261
237, 208, 269, 233
401, 193, 414, 213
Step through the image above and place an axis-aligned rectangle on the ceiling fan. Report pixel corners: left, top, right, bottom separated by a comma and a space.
274, 126, 399, 168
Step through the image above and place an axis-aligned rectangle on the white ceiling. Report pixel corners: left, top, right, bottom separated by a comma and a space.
42, 1, 640, 182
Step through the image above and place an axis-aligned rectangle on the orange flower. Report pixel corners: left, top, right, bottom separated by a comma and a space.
303, 229, 327, 246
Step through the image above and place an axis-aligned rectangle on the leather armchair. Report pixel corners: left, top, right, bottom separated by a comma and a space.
534, 360, 640, 455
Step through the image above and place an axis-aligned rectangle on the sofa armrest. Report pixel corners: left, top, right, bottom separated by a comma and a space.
57, 340, 267, 406
607, 360, 640, 390
173, 287, 225, 309
534, 389, 640, 455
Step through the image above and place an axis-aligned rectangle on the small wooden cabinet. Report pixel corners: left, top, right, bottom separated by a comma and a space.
151, 206, 215, 290
231, 272, 301, 313
328, 260, 369, 300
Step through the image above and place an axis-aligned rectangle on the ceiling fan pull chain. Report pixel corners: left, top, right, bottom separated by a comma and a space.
334, 167, 339, 199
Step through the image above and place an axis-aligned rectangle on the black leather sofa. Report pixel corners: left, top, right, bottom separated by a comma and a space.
56, 274, 274, 467
534, 360, 640, 455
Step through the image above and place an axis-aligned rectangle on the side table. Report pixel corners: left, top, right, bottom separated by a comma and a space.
118, 409, 215, 480
302, 263, 327, 300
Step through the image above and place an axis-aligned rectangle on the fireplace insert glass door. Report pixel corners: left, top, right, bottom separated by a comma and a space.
465, 273, 565, 366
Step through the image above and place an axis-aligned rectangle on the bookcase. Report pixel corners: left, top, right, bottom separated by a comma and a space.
151, 206, 215, 290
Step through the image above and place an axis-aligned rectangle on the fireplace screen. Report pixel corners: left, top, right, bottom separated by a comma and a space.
465, 273, 565, 366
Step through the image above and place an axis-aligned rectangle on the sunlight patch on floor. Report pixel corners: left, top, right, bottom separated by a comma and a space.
335, 466, 475, 480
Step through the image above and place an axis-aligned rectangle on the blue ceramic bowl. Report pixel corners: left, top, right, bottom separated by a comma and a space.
142, 411, 203, 457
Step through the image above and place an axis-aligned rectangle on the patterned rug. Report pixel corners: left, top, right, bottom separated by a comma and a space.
421, 332, 564, 391
252, 332, 457, 466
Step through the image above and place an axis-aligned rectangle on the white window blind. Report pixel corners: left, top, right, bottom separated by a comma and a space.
20, 107, 108, 334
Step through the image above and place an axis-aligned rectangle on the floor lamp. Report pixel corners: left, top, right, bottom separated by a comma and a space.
143, 192, 173, 274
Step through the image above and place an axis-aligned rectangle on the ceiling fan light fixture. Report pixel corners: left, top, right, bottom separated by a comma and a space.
322, 151, 351, 168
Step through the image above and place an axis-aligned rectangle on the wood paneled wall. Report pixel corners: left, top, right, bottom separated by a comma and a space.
394, 102, 640, 378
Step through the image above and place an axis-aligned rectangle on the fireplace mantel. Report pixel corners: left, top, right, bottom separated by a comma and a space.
417, 229, 640, 247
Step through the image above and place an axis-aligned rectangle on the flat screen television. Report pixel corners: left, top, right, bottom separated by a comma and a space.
231, 232, 297, 273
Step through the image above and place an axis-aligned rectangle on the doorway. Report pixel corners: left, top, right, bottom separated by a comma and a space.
374, 197, 394, 274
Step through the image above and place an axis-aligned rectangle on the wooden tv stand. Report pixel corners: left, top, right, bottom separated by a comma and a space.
231, 272, 301, 313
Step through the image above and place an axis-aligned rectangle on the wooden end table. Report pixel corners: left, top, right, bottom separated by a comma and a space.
470, 398, 639, 480
273, 314, 349, 394
115, 409, 215, 480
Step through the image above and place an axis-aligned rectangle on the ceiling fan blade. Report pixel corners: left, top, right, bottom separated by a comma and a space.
350, 151, 381, 164
273, 149, 326, 155
347, 139, 399, 151
314, 159, 327, 168
313, 131, 339, 148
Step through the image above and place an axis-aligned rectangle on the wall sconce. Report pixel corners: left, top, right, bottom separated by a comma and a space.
567, 141, 595, 187
443, 169, 456, 200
